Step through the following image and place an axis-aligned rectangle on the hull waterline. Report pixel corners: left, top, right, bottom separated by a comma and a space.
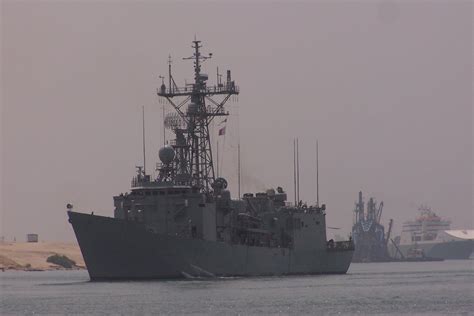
68, 211, 353, 280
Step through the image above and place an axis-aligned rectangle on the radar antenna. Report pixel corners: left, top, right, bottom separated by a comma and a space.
157, 40, 239, 191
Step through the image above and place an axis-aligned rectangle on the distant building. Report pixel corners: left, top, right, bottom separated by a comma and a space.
27, 234, 39, 243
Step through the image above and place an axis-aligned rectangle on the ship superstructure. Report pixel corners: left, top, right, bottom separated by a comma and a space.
393, 206, 473, 260
399, 206, 450, 244
67, 41, 354, 280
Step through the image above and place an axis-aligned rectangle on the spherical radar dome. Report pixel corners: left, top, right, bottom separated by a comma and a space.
159, 145, 176, 164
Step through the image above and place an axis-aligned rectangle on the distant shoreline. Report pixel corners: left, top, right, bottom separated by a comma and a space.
0, 241, 85, 272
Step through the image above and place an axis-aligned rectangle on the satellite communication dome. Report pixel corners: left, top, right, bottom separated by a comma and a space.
159, 145, 175, 164
266, 188, 276, 196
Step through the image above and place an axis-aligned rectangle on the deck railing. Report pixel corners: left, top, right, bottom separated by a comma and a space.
157, 83, 239, 97
327, 240, 354, 251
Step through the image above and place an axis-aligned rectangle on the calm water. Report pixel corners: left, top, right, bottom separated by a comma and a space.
1, 260, 473, 315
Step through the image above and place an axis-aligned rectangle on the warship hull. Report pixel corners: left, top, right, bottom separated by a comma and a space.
68, 211, 353, 280
394, 240, 473, 260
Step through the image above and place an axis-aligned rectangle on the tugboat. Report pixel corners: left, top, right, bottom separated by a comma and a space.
67, 40, 354, 280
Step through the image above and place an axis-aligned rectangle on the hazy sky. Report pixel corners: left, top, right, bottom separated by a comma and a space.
1, 1, 472, 242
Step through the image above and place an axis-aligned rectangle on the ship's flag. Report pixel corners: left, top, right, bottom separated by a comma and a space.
218, 126, 226, 136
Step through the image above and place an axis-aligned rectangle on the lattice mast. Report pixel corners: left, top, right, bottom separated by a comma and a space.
157, 40, 239, 192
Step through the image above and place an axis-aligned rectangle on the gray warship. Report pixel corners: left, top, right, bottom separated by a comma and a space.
67, 40, 354, 280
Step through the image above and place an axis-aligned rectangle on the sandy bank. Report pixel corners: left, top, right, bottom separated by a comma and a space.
0, 242, 85, 271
